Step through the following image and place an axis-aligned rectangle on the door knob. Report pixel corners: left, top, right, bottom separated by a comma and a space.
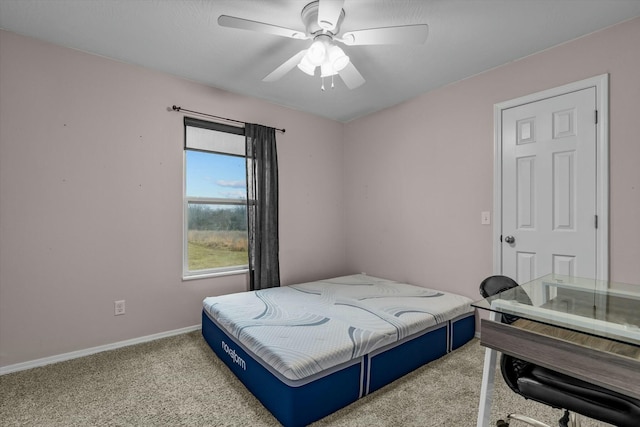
504, 235, 515, 244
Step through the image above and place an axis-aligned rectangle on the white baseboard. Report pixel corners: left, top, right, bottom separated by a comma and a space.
0, 324, 201, 376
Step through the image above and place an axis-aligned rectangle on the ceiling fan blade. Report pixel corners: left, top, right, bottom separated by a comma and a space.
317, 0, 345, 32
341, 24, 429, 46
218, 15, 308, 40
338, 62, 365, 89
263, 50, 308, 82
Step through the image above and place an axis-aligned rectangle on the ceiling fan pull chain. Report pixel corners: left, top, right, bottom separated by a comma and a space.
331, 74, 335, 89
321, 76, 325, 91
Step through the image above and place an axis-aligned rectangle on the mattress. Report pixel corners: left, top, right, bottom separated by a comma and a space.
202, 274, 475, 426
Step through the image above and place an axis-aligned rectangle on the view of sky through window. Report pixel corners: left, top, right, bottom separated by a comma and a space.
186, 151, 246, 199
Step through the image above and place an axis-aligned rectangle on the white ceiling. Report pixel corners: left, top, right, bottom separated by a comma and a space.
1, 0, 640, 122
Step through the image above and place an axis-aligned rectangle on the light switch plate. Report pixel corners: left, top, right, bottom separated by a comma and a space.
481, 211, 491, 225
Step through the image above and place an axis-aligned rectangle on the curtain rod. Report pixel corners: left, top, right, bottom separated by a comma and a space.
171, 105, 285, 133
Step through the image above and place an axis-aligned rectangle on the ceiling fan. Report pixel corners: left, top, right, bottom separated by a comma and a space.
218, 0, 428, 90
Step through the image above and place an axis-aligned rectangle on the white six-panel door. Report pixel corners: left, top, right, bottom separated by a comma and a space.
501, 87, 597, 284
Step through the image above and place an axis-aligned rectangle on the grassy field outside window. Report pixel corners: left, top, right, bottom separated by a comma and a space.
187, 230, 248, 270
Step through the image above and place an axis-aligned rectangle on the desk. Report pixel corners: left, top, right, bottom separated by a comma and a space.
473, 274, 640, 427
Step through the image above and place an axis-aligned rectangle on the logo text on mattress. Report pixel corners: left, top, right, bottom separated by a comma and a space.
222, 341, 246, 371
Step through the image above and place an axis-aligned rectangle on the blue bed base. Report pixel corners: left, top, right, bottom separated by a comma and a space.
202, 310, 475, 427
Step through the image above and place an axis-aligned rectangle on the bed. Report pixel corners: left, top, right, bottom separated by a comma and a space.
201, 274, 475, 426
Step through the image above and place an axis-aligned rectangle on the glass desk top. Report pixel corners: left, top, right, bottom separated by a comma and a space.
472, 274, 640, 347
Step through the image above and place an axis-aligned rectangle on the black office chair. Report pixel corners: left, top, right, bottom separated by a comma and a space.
479, 275, 640, 427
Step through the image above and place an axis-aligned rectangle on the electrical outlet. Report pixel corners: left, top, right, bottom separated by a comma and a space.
114, 300, 126, 316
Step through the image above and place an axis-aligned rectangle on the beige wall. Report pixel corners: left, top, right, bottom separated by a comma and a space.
344, 17, 640, 298
0, 30, 348, 367
2, 17, 639, 369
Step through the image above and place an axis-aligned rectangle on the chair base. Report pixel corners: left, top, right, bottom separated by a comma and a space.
497, 410, 581, 427
499, 413, 551, 427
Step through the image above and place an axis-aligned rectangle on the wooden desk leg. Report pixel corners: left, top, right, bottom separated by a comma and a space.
477, 310, 499, 427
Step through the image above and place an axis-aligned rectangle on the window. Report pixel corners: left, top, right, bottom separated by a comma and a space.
183, 117, 248, 279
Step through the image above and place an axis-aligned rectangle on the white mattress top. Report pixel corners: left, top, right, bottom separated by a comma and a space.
203, 274, 473, 381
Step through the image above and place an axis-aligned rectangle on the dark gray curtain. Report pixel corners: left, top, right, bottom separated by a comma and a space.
245, 123, 280, 290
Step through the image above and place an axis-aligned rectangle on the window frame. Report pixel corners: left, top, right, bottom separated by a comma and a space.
182, 117, 249, 280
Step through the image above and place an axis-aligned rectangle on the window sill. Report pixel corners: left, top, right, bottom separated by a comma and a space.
182, 268, 249, 282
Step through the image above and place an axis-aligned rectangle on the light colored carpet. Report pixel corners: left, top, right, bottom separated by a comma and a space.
0, 332, 609, 426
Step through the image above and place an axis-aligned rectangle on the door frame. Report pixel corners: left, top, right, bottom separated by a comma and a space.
492, 74, 609, 280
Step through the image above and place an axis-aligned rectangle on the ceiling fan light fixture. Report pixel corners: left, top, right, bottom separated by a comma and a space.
328, 45, 349, 71
297, 55, 317, 76
306, 39, 327, 66
320, 61, 338, 78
